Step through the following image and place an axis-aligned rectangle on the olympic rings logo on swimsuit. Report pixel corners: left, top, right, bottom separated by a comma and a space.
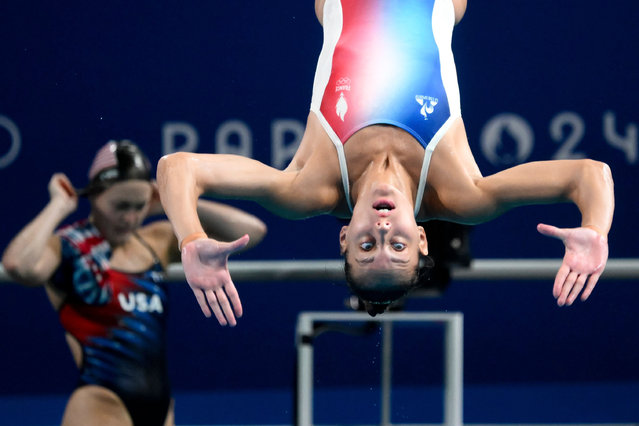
335, 77, 352, 92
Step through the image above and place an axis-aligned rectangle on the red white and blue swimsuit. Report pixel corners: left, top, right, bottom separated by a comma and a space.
310, 0, 461, 215
51, 219, 170, 425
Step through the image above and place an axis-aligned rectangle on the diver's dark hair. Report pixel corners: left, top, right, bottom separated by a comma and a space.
343, 251, 434, 316
81, 140, 151, 196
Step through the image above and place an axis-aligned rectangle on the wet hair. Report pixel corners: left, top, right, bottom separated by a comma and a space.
343, 251, 435, 316
80, 140, 151, 196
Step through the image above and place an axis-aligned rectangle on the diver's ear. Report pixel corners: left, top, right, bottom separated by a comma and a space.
339, 226, 348, 255
417, 226, 429, 256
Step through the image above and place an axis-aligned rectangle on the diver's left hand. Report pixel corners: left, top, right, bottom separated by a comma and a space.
537, 223, 608, 306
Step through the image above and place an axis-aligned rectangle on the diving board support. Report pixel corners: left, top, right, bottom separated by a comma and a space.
295, 311, 464, 426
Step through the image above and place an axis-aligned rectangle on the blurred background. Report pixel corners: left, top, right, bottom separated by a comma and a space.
0, 0, 637, 424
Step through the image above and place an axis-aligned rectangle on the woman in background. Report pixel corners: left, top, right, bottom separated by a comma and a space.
2, 140, 266, 425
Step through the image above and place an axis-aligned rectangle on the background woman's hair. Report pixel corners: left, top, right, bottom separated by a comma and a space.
81, 140, 151, 196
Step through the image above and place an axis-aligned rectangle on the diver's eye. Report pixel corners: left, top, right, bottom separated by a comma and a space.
360, 241, 374, 251
391, 242, 406, 251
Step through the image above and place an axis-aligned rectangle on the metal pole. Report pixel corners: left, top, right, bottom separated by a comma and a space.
380, 321, 393, 425
444, 314, 464, 426
296, 314, 314, 426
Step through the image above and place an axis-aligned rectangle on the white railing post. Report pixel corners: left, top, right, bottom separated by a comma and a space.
296, 313, 315, 426
295, 312, 464, 426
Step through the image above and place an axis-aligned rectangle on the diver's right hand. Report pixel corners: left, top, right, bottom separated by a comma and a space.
48, 173, 78, 216
180, 234, 249, 326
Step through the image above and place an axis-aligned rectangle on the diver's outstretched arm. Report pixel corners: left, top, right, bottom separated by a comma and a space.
439, 159, 614, 304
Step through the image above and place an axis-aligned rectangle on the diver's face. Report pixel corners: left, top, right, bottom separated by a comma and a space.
91, 180, 152, 246
340, 183, 428, 287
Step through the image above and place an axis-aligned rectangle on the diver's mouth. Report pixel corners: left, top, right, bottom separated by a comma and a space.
373, 199, 395, 214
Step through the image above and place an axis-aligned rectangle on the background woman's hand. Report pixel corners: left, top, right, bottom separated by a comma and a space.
537, 223, 608, 306
146, 180, 165, 217
180, 234, 250, 326
48, 173, 78, 217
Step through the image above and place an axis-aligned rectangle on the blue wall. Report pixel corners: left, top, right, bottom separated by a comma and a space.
1, 0, 638, 421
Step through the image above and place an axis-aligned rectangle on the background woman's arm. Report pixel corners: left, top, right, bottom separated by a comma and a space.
2, 174, 78, 286
197, 200, 267, 250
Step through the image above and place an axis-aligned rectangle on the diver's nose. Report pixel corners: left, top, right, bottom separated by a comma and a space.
376, 220, 391, 230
